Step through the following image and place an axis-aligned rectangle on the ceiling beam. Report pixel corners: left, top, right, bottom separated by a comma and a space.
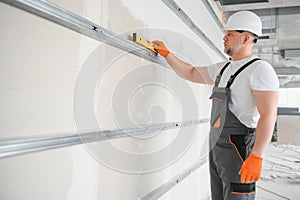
215, 0, 300, 11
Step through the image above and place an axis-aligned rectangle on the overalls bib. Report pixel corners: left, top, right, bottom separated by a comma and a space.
209, 58, 260, 200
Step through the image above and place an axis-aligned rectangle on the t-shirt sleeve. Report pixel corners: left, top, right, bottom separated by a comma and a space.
250, 61, 279, 91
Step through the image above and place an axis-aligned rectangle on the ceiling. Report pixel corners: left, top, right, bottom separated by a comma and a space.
214, 0, 300, 88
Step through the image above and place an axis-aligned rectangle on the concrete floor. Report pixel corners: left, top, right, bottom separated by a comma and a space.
256, 143, 300, 200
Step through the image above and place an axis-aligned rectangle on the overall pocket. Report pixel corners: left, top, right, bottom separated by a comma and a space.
228, 134, 254, 162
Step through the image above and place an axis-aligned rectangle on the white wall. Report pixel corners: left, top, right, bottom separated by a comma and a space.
277, 88, 300, 145
0, 0, 224, 199
279, 88, 300, 108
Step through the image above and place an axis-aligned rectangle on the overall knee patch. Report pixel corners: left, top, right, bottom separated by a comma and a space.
231, 182, 255, 194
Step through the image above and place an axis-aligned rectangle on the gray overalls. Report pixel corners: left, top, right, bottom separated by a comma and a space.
209, 58, 260, 200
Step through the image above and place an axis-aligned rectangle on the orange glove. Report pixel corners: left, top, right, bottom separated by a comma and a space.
238, 153, 263, 183
152, 40, 170, 57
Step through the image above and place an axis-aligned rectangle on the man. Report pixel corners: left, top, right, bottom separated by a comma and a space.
153, 11, 279, 200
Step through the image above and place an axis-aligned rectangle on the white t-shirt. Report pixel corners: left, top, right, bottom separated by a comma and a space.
207, 56, 279, 128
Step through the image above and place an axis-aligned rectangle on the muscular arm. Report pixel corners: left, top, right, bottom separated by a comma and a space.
152, 40, 213, 84
166, 53, 214, 84
251, 90, 279, 157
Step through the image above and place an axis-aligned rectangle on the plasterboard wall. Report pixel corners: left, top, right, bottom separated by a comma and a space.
0, 0, 224, 199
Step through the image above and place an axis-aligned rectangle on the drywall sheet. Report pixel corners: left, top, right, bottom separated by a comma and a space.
0, 0, 225, 199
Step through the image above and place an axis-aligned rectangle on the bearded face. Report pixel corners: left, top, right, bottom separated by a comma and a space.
223, 31, 244, 56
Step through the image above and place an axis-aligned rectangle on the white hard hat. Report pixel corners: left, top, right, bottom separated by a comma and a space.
224, 11, 262, 36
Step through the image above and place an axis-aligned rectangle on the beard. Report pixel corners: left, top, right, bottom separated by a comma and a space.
224, 38, 243, 56
224, 48, 234, 56
224, 43, 242, 56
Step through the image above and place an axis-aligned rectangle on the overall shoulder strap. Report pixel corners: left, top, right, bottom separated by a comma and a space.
220, 62, 231, 76
214, 62, 231, 87
226, 58, 260, 88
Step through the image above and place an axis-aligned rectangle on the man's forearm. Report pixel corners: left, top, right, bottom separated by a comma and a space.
165, 53, 194, 79
252, 90, 278, 158
252, 114, 277, 157
166, 53, 213, 84
152, 40, 213, 84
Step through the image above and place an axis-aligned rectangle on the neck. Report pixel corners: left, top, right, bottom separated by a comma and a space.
231, 45, 253, 61
231, 53, 253, 61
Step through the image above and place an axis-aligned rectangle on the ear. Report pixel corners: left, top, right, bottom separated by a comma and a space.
243, 33, 252, 44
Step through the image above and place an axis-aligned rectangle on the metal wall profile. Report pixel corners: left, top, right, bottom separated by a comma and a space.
140, 157, 208, 200
162, 0, 227, 60
0, 1, 212, 199
202, 0, 226, 33
0, 119, 209, 159
0, 0, 168, 67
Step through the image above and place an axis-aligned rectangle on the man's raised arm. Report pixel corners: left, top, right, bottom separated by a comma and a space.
152, 40, 213, 85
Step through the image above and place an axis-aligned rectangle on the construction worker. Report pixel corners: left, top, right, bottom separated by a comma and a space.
153, 11, 279, 200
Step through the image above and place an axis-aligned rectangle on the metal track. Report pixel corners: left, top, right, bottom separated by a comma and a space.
202, 0, 226, 34
162, 0, 227, 60
140, 157, 208, 200
0, 0, 168, 67
0, 119, 209, 159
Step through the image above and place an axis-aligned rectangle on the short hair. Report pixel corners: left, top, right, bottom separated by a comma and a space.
236, 30, 258, 43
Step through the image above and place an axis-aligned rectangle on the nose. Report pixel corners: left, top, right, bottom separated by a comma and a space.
223, 34, 227, 42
